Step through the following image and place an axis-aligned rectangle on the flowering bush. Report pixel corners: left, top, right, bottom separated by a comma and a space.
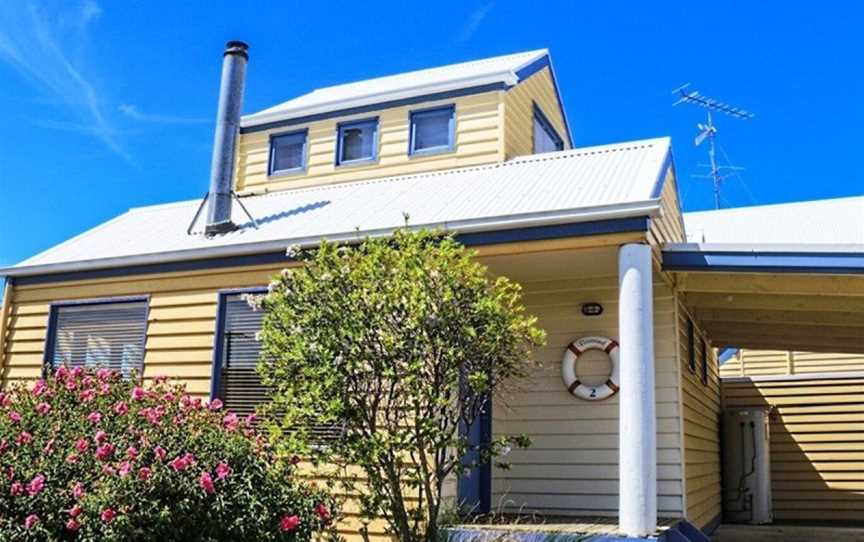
0, 367, 335, 541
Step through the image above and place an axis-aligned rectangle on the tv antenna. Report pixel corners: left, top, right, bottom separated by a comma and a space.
673, 84, 754, 209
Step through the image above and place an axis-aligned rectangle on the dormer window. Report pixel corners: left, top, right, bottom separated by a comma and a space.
533, 104, 564, 154
337, 118, 378, 165
269, 130, 307, 176
409, 105, 455, 156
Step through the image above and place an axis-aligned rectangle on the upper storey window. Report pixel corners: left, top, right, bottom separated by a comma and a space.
337, 118, 378, 165
409, 105, 455, 156
533, 104, 564, 154
269, 130, 307, 176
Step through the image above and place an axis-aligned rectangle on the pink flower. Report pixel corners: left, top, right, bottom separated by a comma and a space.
94, 430, 108, 444
65, 453, 79, 464
215, 461, 231, 480
71, 366, 83, 378
183, 452, 196, 465
209, 398, 223, 411
79, 389, 96, 402
36, 402, 51, 415
8, 411, 21, 423
75, 438, 90, 452
24, 514, 39, 530
55, 366, 70, 380
9, 482, 22, 496
280, 514, 300, 532
16, 432, 32, 446
162, 392, 176, 403
316, 503, 331, 521
87, 411, 102, 424
169, 456, 190, 472
153, 445, 167, 461
113, 402, 129, 416
199, 471, 215, 494
72, 482, 85, 499
138, 467, 152, 481
65, 518, 80, 531
43, 439, 55, 454
0, 393, 10, 407
95, 443, 114, 461
32, 380, 47, 396
126, 446, 139, 459
27, 474, 45, 496
131, 387, 146, 401
223, 412, 240, 431
245, 413, 258, 426
65, 378, 77, 391
68, 504, 82, 518
100, 508, 117, 523
96, 368, 113, 381
102, 464, 115, 475
118, 461, 132, 477
98, 382, 111, 395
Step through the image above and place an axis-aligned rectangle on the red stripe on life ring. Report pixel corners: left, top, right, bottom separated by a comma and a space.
606, 380, 620, 393
604, 340, 619, 354
568, 344, 583, 357
567, 380, 582, 394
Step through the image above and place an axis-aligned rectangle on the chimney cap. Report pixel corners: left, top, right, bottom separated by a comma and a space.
224, 40, 249, 59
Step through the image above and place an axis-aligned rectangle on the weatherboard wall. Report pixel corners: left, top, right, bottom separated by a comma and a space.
491, 269, 686, 519
503, 67, 570, 159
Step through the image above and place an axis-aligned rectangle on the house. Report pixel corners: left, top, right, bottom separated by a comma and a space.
2, 42, 864, 540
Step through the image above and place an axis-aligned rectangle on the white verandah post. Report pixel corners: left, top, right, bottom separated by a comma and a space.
618, 243, 658, 537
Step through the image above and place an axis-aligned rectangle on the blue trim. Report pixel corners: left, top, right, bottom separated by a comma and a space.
663, 249, 864, 274
14, 216, 649, 286
336, 117, 379, 166
408, 104, 456, 156
210, 287, 267, 401
514, 54, 573, 148
532, 102, 564, 153
268, 129, 308, 177
42, 295, 151, 375
240, 83, 508, 134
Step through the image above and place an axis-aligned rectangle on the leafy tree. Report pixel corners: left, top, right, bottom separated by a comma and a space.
255, 229, 545, 542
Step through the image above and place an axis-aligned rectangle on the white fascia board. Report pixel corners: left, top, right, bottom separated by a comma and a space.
1, 199, 660, 278
240, 71, 519, 128
663, 242, 864, 254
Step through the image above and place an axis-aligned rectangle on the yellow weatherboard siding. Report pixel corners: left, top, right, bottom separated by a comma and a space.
235, 66, 569, 194
721, 349, 864, 377
235, 91, 505, 193
676, 298, 722, 530
722, 375, 864, 522
503, 67, 569, 159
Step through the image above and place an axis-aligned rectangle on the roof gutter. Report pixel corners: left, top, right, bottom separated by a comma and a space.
1, 199, 661, 280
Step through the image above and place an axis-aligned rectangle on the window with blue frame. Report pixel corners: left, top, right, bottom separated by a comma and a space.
409, 105, 455, 155
337, 118, 378, 165
269, 130, 307, 175
533, 104, 564, 154
45, 299, 148, 379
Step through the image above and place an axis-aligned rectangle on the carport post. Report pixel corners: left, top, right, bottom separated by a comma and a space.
618, 243, 657, 537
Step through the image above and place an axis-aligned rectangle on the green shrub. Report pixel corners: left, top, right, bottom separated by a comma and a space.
0, 367, 335, 541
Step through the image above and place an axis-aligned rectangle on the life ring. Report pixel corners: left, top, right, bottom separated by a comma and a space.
561, 336, 620, 401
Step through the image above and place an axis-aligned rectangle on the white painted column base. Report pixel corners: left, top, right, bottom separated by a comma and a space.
618, 243, 658, 537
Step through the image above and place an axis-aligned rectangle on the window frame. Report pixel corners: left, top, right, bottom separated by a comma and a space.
686, 317, 696, 374
210, 287, 267, 401
43, 295, 150, 377
408, 104, 456, 157
532, 103, 564, 154
268, 129, 309, 177
335, 117, 379, 166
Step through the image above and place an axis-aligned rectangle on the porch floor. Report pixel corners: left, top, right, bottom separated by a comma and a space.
451, 516, 678, 538
713, 524, 864, 542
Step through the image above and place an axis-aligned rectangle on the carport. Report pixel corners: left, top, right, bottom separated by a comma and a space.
663, 243, 864, 354
663, 242, 864, 534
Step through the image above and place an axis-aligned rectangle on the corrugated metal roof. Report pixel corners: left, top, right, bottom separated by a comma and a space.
8, 137, 671, 276
683, 196, 864, 244
241, 50, 548, 128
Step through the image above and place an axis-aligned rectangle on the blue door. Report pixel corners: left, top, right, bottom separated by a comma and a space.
458, 399, 492, 515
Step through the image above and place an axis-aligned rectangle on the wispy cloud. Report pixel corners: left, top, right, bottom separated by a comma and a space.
118, 104, 209, 125
0, 1, 129, 160
455, 2, 495, 44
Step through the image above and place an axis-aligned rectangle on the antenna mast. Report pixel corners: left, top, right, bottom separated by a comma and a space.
673, 84, 754, 209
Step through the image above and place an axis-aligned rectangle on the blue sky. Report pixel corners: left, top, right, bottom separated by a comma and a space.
0, 1, 862, 269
